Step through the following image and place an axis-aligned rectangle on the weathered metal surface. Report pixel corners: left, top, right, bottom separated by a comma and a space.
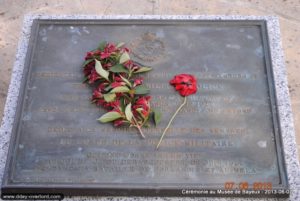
1, 19, 288, 197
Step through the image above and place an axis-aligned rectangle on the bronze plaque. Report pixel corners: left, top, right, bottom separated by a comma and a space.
1, 19, 288, 197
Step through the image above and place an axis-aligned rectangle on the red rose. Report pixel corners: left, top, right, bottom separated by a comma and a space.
169, 74, 197, 96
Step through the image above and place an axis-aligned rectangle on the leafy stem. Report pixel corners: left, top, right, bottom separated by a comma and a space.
156, 96, 187, 149
128, 70, 133, 79
132, 115, 145, 138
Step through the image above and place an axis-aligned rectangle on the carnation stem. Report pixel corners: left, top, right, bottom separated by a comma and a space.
132, 116, 145, 139
156, 96, 187, 149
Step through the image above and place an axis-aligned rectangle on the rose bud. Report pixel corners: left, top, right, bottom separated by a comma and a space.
114, 119, 125, 127
133, 77, 143, 87
111, 81, 125, 88
123, 60, 133, 69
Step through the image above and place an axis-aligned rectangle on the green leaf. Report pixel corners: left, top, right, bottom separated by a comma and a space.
95, 59, 109, 81
116, 42, 125, 48
125, 103, 133, 122
136, 108, 143, 112
153, 110, 162, 126
143, 123, 150, 128
103, 93, 116, 102
136, 108, 144, 116
109, 64, 129, 73
134, 85, 150, 95
119, 52, 130, 63
82, 59, 93, 67
120, 75, 132, 87
98, 41, 107, 51
110, 86, 130, 93
105, 85, 112, 91
120, 97, 126, 112
134, 67, 152, 73
98, 111, 121, 123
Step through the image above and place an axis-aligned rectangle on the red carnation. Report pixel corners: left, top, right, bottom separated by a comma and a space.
157, 73, 198, 149
169, 74, 197, 96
